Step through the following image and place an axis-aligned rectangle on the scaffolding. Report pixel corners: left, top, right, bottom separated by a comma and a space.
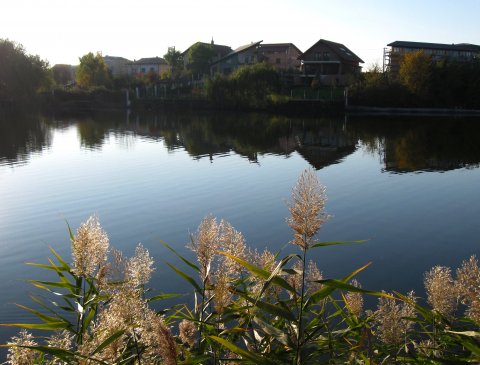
382, 47, 391, 73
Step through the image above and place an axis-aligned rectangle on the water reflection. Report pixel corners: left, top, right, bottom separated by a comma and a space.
2, 111, 480, 172
351, 118, 480, 172
0, 113, 53, 166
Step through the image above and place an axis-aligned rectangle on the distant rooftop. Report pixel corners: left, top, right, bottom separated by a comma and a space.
129, 57, 167, 65
388, 41, 480, 52
259, 43, 302, 54
301, 39, 364, 63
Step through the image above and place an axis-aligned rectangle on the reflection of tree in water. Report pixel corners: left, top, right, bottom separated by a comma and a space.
124, 112, 358, 168
351, 118, 480, 172
7, 111, 477, 173
0, 113, 53, 166
76, 118, 109, 150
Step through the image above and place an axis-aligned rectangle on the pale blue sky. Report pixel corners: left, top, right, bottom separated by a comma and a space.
1, 0, 479, 68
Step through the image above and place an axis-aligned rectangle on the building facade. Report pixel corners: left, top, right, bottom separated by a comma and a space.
210, 41, 263, 75
299, 39, 364, 86
103, 56, 131, 77
257, 43, 302, 71
385, 41, 480, 73
127, 57, 170, 77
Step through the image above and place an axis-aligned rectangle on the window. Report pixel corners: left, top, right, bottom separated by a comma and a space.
323, 52, 330, 60
276, 58, 281, 64
314, 52, 321, 61
141, 67, 146, 73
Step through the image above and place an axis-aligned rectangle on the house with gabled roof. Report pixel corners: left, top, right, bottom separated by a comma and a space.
103, 55, 131, 77
182, 40, 232, 70
385, 41, 480, 73
257, 43, 302, 71
210, 41, 263, 75
299, 39, 364, 86
127, 57, 170, 77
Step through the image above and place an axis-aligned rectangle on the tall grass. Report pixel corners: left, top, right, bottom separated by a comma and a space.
2, 168, 480, 364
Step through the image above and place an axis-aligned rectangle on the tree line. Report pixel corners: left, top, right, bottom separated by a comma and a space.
351, 50, 480, 109
0, 39, 51, 106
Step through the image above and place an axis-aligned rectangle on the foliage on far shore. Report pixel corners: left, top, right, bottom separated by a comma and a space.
205, 62, 281, 109
0, 39, 52, 105
350, 51, 480, 108
3, 169, 480, 364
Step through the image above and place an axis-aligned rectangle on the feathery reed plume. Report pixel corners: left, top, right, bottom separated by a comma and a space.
140, 310, 177, 365
306, 260, 323, 293
79, 288, 143, 362
126, 243, 155, 287
456, 255, 480, 322
189, 215, 221, 279
424, 266, 457, 318
219, 219, 247, 279
248, 248, 281, 299
288, 260, 304, 299
287, 169, 328, 250
7, 329, 38, 365
415, 339, 442, 358
71, 215, 109, 277
179, 319, 197, 347
213, 271, 233, 314
375, 291, 416, 345
345, 279, 364, 317
47, 331, 72, 349
46, 330, 72, 360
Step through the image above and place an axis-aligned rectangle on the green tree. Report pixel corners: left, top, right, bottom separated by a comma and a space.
0, 38, 51, 102
187, 43, 216, 78
399, 50, 433, 98
52, 64, 74, 86
163, 46, 183, 76
76, 52, 111, 88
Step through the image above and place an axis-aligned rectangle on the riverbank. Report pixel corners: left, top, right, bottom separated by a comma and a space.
30, 89, 480, 118
347, 105, 480, 117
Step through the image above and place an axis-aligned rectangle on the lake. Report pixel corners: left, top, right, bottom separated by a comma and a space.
1, 110, 480, 348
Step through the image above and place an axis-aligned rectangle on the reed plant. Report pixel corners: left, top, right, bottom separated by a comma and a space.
2, 168, 480, 364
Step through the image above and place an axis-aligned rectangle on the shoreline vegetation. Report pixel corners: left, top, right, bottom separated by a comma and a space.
2, 169, 480, 364
2, 39, 480, 118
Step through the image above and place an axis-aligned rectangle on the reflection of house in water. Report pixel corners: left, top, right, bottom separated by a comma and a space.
293, 124, 357, 170
121, 112, 358, 168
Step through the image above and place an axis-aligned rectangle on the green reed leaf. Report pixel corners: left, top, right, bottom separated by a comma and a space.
310, 239, 368, 248
253, 317, 291, 346
91, 330, 125, 355
209, 336, 274, 364
15, 304, 68, 325
165, 262, 202, 293
49, 246, 71, 272
1, 322, 70, 330
319, 279, 396, 298
160, 240, 200, 272
305, 262, 372, 309
148, 293, 184, 302
29, 280, 77, 291
219, 251, 295, 292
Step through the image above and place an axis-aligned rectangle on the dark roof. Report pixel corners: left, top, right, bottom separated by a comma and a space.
300, 39, 364, 63
387, 41, 480, 52
212, 41, 263, 65
129, 57, 167, 65
181, 42, 232, 56
103, 55, 131, 62
259, 43, 302, 54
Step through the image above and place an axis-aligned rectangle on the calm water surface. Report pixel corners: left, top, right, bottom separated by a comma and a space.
1, 110, 480, 347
